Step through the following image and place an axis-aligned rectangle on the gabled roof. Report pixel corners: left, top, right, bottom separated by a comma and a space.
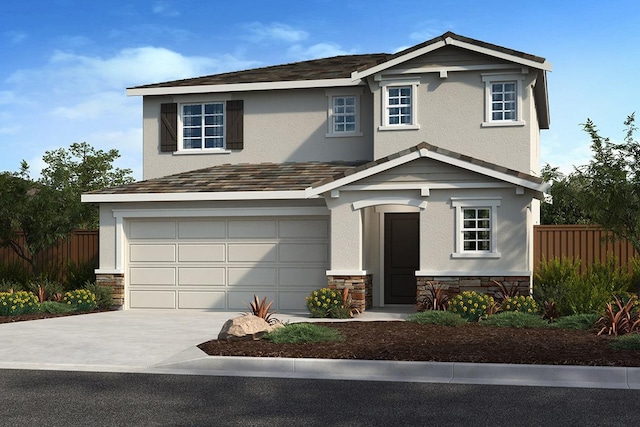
126, 31, 550, 98
82, 142, 549, 203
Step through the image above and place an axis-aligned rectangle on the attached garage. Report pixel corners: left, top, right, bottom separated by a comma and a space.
126, 216, 329, 310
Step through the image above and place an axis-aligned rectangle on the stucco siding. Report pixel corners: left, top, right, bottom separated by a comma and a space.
142, 88, 374, 180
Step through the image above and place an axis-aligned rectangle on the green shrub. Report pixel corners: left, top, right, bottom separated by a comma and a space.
62, 289, 97, 312
407, 310, 467, 327
610, 334, 640, 350
0, 291, 40, 316
0, 279, 22, 293
264, 323, 345, 344
481, 312, 549, 329
0, 261, 33, 287
501, 295, 539, 314
447, 291, 494, 322
26, 277, 63, 302
66, 258, 98, 291
39, 301, 76, 314
551, 313, 599, 330
305, 288, 348, 318
534, 256, 581, 305
83, 281, 113, 309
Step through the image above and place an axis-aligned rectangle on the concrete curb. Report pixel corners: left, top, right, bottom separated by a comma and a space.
150, 348, 640, 389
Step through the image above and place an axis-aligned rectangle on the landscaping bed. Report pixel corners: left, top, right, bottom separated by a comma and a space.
198, 321, 640, 367
0, 308, 115, 324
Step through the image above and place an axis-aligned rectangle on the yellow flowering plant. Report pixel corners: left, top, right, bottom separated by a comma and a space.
0, 291, 40, 316
62, 289, 97, 312
447, 291, 494, 321
501, 295, 539, 314
305, 288, 350, 318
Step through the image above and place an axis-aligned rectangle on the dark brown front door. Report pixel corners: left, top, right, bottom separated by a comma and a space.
384, 213, 419, 304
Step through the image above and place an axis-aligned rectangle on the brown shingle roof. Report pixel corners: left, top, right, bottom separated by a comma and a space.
87, 161, 366, 195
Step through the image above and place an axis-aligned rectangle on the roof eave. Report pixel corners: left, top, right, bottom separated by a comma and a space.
81, 190, 310, 203
126, 78, 364, 97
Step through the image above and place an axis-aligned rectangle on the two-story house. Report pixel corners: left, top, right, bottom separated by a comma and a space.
83, 32, 551, 311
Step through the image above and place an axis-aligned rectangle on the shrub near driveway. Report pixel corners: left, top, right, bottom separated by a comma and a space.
264, 323, 345, 344
0, 291, 39, 316
407, 311, 467, 327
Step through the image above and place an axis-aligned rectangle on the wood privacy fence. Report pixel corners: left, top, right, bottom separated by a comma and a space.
0, 226, 637, 278
533, 225, 637, 274
0, 230, 99, 278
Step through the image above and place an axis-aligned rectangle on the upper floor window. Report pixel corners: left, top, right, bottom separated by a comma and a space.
481, 74, 525, 127
325, 88, 363, 137
182, 103, 224, 149
451, 198, 501, 259
379, 79, 420, 130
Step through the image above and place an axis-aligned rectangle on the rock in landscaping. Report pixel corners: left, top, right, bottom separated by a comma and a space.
217, 314, 282, 340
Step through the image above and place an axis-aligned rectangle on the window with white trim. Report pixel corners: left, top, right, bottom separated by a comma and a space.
481, 74, 525, 127
451, 198, 501, 258
181, 102, 224, 149
379, 79, 420, 130
325, 88, 362, 137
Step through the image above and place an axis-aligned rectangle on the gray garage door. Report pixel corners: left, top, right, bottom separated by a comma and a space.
126, 217, 329, 310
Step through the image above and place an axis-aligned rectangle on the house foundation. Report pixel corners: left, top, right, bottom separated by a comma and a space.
327, 275, 373, 312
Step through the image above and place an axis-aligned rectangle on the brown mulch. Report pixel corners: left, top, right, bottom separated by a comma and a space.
198, 321, 640, 367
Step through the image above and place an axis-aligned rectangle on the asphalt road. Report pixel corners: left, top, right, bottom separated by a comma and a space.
1, 369, 639, 426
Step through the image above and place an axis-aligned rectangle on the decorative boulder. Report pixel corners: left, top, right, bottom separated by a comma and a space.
217, 314, 282, 340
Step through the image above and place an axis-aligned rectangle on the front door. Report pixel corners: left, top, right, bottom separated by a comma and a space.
384, 213, 419, 304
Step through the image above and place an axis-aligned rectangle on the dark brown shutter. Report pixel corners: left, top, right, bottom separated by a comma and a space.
226, 100, 244, 150
160, 103, 178, 152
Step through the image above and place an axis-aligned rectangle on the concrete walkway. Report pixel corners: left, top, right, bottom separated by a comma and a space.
0, 308, 638, 389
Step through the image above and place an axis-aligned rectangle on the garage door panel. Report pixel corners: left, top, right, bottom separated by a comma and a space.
279, 291, 311, 310
130, 221, 176, 239
228, 291, 277, 310
178, 221, 226, 239
279, 267, 326, 287
130, 290, 176, 309
130, 244, 176, 262
279, 243, 328, 262
228, 267, 277, 286
178, 244, 225, 262
178, 267, 225, 286
178, 291, 226, 309
279, 220, 328, 238
228, 220, 277, 238
130, 268, 176, 285
228, 244, 277, 262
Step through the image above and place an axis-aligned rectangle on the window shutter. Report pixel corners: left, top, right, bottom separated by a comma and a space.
160, 103, 178, 152
226, 100, 244, 150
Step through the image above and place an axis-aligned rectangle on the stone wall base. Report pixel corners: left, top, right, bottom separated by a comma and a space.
416, 276, 531, 302
96, 273, 125, 308
327, 275, 372, 312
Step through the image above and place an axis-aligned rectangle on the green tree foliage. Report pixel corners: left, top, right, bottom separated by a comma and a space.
571, 114, 640, 254
540, 164, 591, 225
0, 142, 134, 276
39, 142, 134, 228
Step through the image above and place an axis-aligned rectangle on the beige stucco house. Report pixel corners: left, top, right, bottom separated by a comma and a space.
83, 32, 551, 311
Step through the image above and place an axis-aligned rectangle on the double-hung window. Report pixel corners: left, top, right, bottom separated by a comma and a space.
481, 74, 525, 127
379, 79, 420, 130
451, 198, 501, 258
182, 102, 224, 149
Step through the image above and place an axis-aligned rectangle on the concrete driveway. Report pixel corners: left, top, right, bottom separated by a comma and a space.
0, 308, 410, 373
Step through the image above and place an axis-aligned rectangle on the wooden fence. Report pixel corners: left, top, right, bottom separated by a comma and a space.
534, 225, 637, 274
0, 230, 99, 279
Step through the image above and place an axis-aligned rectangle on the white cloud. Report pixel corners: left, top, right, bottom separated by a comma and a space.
152, 1, 180, 17
5, 31, 27, 44
245, 22, 309, 43
288, 43, 354, 60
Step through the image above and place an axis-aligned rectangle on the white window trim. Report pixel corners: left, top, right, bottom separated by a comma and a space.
378, 78, 420, 131
177, 101, 227, 152
481, 73, 525, 127
451, 197, 501, 259
325, 88, 363, 138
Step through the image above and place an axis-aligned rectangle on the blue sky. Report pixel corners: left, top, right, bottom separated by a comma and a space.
1, 0, 638, 180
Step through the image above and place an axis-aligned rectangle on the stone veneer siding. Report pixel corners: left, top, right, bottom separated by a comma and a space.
327, 275, 372, 312
416, 276, 531, 302
96, 273, 125, 308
